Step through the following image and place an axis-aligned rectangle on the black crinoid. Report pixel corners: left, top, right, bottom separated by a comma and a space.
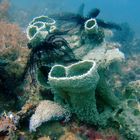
50, 3, 121, 31
22, 33, 78, 86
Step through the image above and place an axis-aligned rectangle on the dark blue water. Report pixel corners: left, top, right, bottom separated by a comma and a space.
11, 0, 140, 37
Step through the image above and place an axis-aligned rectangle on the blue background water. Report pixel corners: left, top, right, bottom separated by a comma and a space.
11, 0, 140, 37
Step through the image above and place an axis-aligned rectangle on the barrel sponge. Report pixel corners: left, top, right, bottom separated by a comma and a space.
48, 60, 99, 93
48, 60, 111, 125
29, 100, 70, 132
26, 16, 56, 48
84, 18, 104, 43
84, 18, 98, 34
27, 25, 48, 48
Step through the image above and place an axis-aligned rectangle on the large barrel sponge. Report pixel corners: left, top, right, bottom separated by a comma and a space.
48, 60, 111, 125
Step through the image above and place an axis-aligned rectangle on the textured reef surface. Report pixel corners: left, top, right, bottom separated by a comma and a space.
0, 1, 140, 140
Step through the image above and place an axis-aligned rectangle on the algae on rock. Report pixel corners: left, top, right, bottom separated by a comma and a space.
112, 80, 140, 140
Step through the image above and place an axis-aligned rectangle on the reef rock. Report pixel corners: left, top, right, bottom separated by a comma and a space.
114, 103, 140, 140
82, 42, 124, 68
113, 80, 140, 140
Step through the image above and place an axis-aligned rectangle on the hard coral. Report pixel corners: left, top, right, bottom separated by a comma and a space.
30, 100, 70, 132
113, 80, 140, 140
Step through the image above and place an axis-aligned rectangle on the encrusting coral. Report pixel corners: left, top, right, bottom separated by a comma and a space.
30, 100, 70, 132
122, 80, 140, 117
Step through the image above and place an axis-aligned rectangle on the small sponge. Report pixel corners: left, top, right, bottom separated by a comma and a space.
26, 16, 56, 48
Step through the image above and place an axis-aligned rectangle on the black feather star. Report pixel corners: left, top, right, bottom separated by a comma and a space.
50, 3, 121, 31
22, 33, 78, 86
